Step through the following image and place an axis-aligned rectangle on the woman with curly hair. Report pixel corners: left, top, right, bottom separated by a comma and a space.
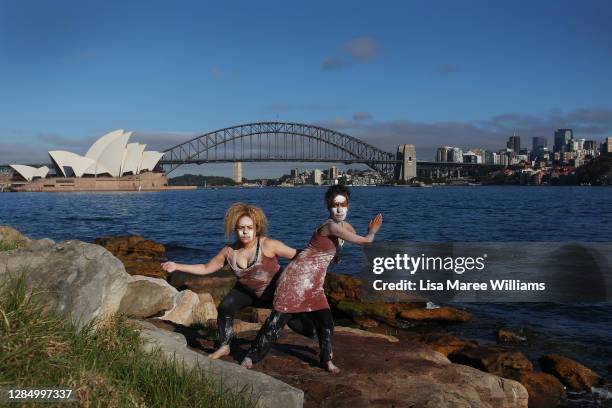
162, 202, 315, 359
241, 185, 383, 373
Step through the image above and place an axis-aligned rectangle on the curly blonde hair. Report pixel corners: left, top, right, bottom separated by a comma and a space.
224, 203, 268, 239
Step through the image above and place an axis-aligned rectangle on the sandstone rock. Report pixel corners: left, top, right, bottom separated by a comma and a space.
252, 307, 271, 323
353, 316, 379, 328
118, 275, 177, 318
334, 326, 398, 342
94, 235, 167, 278
234, 319, 262, 333
0, 225, 30, 250
324, 272, 426, 327
192, 293, 218, 325
237, 330, 528, 408
449, 345, 533, 378
0, 239, 129, 331
512, 371, 566, 408
399, 306, 472, 322
419, 333, 478, 357
497, 328, 527, 344
539, 354, 601, 392
159, 290, 199, 326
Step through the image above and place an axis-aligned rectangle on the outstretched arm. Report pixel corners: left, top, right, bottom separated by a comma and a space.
262, 238, 298, 260
327, 213, 383, 245
161, 247, 229, 276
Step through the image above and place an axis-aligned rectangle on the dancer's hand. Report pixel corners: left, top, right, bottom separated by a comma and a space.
161, 261, 178, 273
368, 213, 383, 234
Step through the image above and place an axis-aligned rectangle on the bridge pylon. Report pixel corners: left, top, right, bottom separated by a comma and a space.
394, 144, 416, 182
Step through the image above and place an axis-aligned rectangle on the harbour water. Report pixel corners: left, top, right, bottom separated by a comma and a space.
1, 186, 611, 404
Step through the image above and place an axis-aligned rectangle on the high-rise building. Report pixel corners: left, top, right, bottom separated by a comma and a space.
584, 140, 598, 151
436, 146, 452, 162
232, 162, 242, 184
605, 137, 612, 155
532, 137, 547, 150
329, 166, 339, 180
554, 129, 573, 153
312, 169, 322, 185
290, 168, 299, 179
507, 134, 520, 153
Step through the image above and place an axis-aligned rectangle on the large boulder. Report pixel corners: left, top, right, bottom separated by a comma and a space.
168, 271, 236, 303
511, 371, 567, 408
192, 293, 218, 325
158, 290, 200, 326
0, 239, 129, 331
118, 275, 177, 318
449, 345, 533, 378
94, 236, 167, 278
539, 354, 601, 392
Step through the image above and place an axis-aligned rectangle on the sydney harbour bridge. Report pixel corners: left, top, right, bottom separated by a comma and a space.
2, 122, 486, 181
159, 121, 483, 180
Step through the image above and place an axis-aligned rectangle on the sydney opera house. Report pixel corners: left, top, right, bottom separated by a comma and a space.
7, 130, 184, 192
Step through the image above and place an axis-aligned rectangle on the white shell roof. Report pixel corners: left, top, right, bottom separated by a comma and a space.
49, 151, 97, 177
9, 165, 49, 181
139, 151, 164, 172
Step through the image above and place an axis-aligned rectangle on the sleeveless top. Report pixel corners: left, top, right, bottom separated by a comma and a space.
273, 222, 340, 313
226, 237, 281, 298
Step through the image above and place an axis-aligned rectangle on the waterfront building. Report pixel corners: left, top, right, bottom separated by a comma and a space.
462, 151, 481, 164
329, 165, 339, 180
436, 146, 452, 162
604, 137, 612, 155
290, 168, 299, 179
312, 169, 322, 185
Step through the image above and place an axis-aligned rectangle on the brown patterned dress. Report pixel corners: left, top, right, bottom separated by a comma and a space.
227, 237, 281, 298
273, 226, 339, 313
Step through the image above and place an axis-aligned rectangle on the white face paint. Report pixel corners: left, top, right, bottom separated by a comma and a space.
236, 216, 255, 244
329, 194, 348, 222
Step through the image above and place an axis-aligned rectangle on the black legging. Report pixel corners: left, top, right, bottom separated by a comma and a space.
245, 308, 334, 364
216, 283, 317, 346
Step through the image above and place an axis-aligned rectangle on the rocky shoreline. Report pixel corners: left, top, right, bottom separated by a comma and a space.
1, 226, 610, 407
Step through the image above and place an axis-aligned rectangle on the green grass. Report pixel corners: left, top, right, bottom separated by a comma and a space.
0, 240, 22, 251
0, 276, 253, 407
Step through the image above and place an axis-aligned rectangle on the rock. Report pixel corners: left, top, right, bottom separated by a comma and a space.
324, 272, 426, 327
94, 235, 167, 278
0, 225, 30, 249
132, 319, 304, 408
449, 346, 533, 378
118, 275, 177, 318
234, 330, 528, 408
169, 271, 236, 303
0, 239, 129, 331
539, 354, 601, 392
252, 307, 271, 323
159, 290, 199, 326
192, 293, 218, 325
399, 306, 472, 322
419, 333, 479, 357
512, 371, 566, 408
234, 319, 262, 333
334, 326, 398, 342
497, 328, 527, 344
353, 316, 379, 328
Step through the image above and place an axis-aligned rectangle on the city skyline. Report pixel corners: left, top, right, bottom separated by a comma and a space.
1, 0, 612, 178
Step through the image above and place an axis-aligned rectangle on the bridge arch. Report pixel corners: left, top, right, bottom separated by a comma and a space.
160, 122, 399, 178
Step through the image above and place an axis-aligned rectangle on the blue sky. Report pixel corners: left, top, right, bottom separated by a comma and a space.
1, 0, 611, 177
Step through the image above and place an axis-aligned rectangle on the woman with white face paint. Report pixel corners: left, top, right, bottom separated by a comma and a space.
161, 203, 316, 360
242, 185, 383, 374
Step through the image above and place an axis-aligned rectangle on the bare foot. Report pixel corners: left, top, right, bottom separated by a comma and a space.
208, 345, 230, 360
241, 357, 253, 369
324, 361, 340, 374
